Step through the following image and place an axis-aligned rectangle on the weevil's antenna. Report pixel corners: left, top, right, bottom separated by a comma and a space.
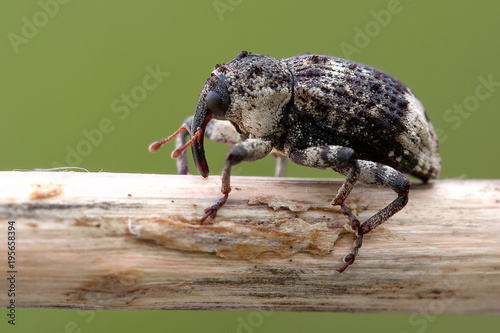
171, 128, 202, 158
148, 124, 202, 159
148, 124, 191, 152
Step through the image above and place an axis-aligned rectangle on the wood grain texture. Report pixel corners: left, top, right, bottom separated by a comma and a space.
0, 171, 499, 313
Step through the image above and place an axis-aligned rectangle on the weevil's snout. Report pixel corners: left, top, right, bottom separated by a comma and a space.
148, 119, 209, 177
191, 107, 211, 178
149, 76, 230, 179
191, 79, 231, 178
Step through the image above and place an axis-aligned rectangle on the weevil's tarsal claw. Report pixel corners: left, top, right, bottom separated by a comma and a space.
199, 193, 228, 224
199, 209, 214, 224
337, 254, 356, 273
336, 232, 363, 273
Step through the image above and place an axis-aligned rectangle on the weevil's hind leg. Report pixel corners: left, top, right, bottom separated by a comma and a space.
355, 160, 410, 232
175, 117, 243, 175
336, 160, 410, 272
289, 146, 410, 272
200, 138, 273, 224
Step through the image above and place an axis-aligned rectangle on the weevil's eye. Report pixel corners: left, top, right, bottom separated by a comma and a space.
205, 91, 228, 119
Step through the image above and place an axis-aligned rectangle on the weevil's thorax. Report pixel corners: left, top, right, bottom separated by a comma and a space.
213, 52, 293, 139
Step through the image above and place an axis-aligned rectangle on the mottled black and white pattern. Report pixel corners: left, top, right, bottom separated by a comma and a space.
283, 54, 439, 181
202, 52, 439, 181
150, 51, 441, 273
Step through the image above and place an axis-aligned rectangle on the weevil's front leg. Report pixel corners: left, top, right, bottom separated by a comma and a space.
200, 138, 273, 223
176, 117, 287, 177
175, 117, 243, 174
174, 117, 193, 174
289, 146, 410, 272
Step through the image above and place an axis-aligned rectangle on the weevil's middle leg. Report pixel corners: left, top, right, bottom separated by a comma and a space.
337, 233, 363, 273
333, 160, 410, 272
331, 158, 361, 231
270, 150, 288, 177
289, 145, 410, 272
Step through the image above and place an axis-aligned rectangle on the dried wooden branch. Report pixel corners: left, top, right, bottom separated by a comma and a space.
0, 171, 499, 313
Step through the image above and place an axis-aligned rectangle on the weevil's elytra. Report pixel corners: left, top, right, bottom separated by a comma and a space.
149, 51, 441, 273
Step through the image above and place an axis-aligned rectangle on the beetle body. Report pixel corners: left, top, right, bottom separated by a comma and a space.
150, 51, 441, 272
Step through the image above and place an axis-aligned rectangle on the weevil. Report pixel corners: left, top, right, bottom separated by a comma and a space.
149, 51, 441, 272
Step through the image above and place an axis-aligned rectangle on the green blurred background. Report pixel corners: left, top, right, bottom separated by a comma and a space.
1, 0, 499, 332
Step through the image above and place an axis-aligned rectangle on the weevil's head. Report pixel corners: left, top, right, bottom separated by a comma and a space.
190, 74, 231, 178
191, 51, 293, 178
